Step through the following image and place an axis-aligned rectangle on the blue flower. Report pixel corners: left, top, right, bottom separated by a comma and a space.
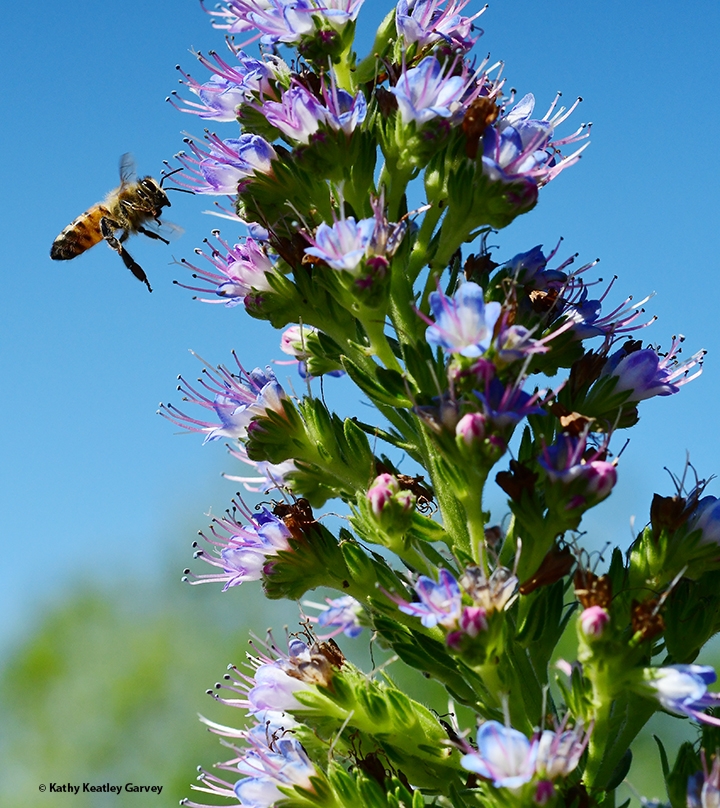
234, 737, 316, 807
322, 86, 367, 135
482, 93, 588, 187
159, 357, 287, 443
204, 0, 364, 45
305, 595, 364, 638
425, 282, 501, 358
388, 55, 478, 126
473, 376, 545, 431
600, 339, 705, 403
461, 721, 538, 788
643, 665, 720, 726
262, 84, 328, 145
304, 216, 376, 272
395, 0, 485, 50
171, 51, 275, 120
687, 496, 720, 547
398, 568, 462, 628
177, 133, 276, 194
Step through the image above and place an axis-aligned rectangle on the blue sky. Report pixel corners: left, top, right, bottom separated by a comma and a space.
2, 0, 720, 656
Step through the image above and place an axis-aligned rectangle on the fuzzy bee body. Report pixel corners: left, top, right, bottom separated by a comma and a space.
51, 205, 112, 259
50, 154, 173, 293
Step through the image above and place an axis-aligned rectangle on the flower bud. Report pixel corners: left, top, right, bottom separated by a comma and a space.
455, 412, 487, 445
460, 606, 488, 637
367, 473, 400, 516
579, 605, 610, 638
535, 781, 555, 805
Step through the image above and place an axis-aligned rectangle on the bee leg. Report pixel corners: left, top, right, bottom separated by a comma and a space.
100, 217, 153, 293
137, 225, 170, 245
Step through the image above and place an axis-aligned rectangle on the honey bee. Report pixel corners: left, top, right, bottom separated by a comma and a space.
50, 153, 181, 293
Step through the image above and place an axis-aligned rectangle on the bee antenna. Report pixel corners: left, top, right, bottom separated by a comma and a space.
160, 165, 185, 186
164, 186, 195, 195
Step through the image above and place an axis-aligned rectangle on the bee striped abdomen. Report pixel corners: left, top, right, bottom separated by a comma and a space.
50, 205, 110, 260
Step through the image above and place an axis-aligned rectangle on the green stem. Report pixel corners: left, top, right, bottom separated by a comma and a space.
333, 46, 353, 91
583, 666, 657, 789
406, 203, 444, 282
459, 487, 489, 572
378, 152, 415, 222
357, 308, 403, 372
416, 428, 471, 556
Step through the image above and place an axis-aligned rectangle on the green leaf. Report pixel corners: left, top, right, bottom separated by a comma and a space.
341, 355, 412, 407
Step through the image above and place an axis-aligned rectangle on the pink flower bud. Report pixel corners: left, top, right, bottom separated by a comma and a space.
460, 606, 488, 637
367, 473, 399, 516
535, 780, 555, 805
455, 412, 486, 445
280, 324, 311, 358
579, 605, 610, 637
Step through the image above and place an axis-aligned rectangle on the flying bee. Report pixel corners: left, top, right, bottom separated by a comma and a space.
50, 153, 185, 293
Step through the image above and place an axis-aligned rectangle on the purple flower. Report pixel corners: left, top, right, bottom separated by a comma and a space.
482, 93, 588, 187
687, 496, 720, 547
321, 84, 367, 135
171, 73, 249, 121
395, 0, 486, 50
185, 504, 292, 590
389, 55, 482, 126
204, 0, 316, 43
304, 216, 376, 272
535, 722, 591, 779
424, 282, 501, 358
246, 659, 309, 715
494, 323, 553, 365
600, 339, 704, 403
203, 0, 364, 45
159, 355, 286, 444
398, 568, 462, 628
186, 640, 327, 808
176, 234, 276, 305
177, 133, 276, 194
505, 245, 552, 285
461, 721, 538, 788
538, 434, 617, 509
234, 736, 316, 808
688, 755, 720, 808
277, 324, 345, 380
224, 444, 298, 493
304, 595, 364, 638
643, 665, 720, 726
557, 285, 652, 342
262, 84, 328, 144
460, 564, 518, 613
473, 375, 546, 431
170, 49, 278, 121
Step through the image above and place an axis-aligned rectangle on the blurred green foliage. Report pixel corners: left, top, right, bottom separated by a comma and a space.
0, 578, 292, 807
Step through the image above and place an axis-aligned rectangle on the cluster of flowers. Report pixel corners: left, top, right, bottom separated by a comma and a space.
158, 0, 720, 806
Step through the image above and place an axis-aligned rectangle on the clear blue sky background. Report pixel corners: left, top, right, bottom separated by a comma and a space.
2, 0, 720, 654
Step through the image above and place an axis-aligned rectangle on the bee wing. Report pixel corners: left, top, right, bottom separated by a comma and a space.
118, 152, 138, 188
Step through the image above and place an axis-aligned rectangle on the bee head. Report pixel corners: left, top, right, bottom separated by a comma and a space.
140, 176, 171, 209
